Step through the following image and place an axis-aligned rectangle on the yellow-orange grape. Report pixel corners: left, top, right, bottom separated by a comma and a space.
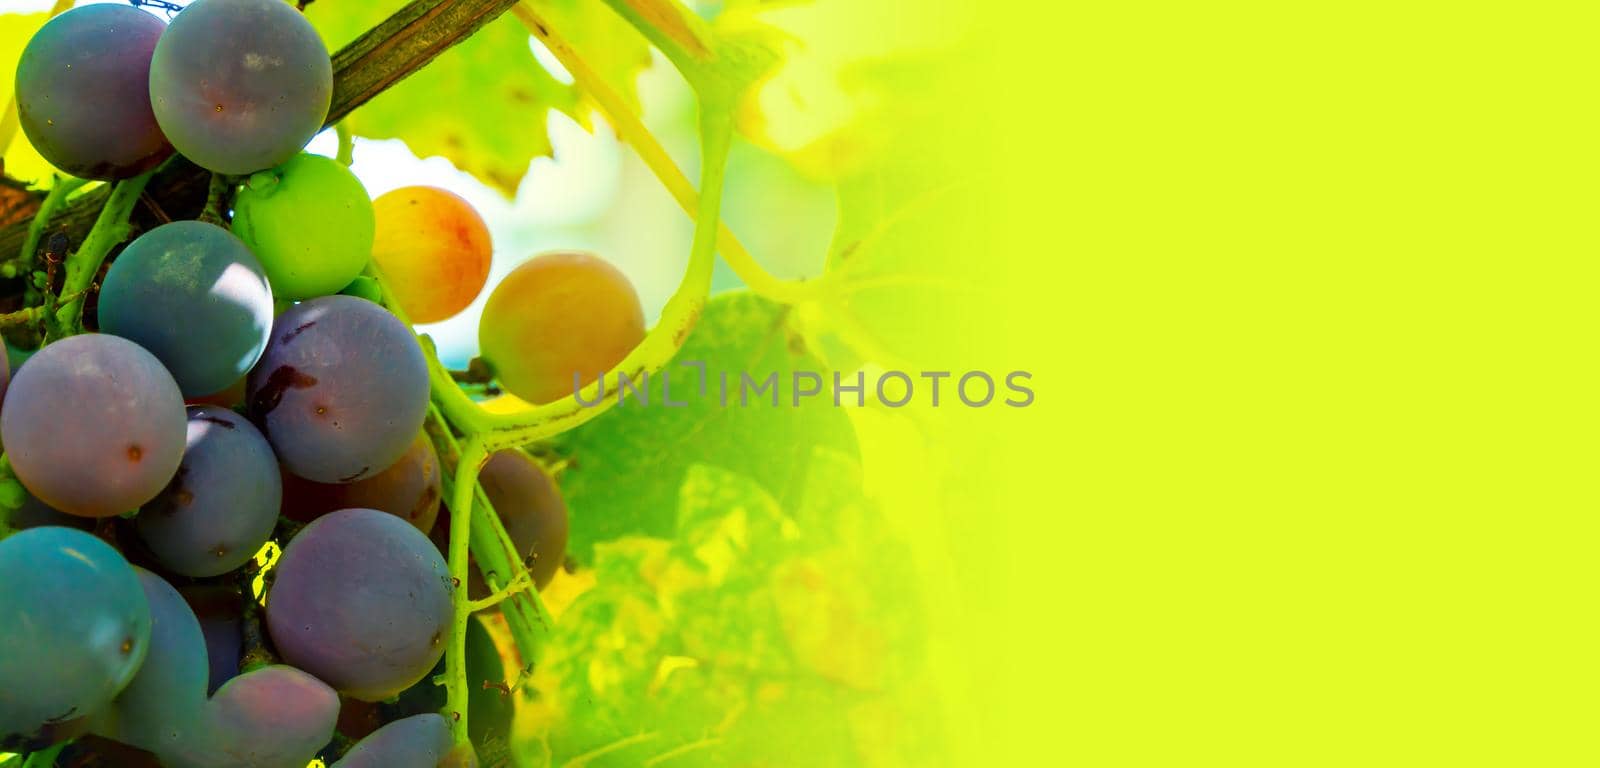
478, 252, 645, 405
371, 187, 492, 323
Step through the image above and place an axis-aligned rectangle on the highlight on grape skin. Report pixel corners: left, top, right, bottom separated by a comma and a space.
98, 221, 276, 399
148, 0, 332, 175
479, 251, 647, 405
371, 186, 493, 324
0, 334, 187, 518
14, 4, 172, 180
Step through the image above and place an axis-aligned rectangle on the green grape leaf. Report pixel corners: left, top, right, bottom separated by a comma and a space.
306, 1, 575, 195
526, 461, 940, 767
551, 291, 858, 562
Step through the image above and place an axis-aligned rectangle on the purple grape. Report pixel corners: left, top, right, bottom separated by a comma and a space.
98, 221, 275, 398
90, 569, 208, 758
167, 665, 339, 768
330, 713, 452, 768
281, 432, 443, 532
265, 508, 454, 701
246, 296, 428, 484
179, 585, 243, 696
148, 0, 331, 174
14, 5, 172, 180
0, 527, 151, 744
136, 406, 280, 577
0, 334, 186, 517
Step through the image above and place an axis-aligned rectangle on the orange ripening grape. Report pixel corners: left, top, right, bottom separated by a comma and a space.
478, 252, 646, 405
370, 186, 492, 323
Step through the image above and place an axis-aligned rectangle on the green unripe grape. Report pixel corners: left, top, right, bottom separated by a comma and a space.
231, 153, 374, 300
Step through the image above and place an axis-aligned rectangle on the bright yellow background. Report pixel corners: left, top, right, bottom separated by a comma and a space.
4, 1, 1596, 765
951, 1, 1599, 764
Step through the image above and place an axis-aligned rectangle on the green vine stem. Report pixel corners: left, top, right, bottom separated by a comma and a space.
7, 175, 87, 282
18, 743, 64, 768
0, 290, 82, 333
198, 172, 231, 226
444, 438, 487, 743
336, 121, 356, 166
513, 2, 824, 305
366, 270, 553, 643
52, 170, 155, 337
422, 407, 549, 728
0, 457, 21, 542
467, 569, 532, 612
428, 405, 554, 628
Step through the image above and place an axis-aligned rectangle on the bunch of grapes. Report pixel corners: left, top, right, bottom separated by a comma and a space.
4, 1, 649, 766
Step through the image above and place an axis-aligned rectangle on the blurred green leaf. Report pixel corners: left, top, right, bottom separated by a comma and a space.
792, 53, 996, 373
529, 0, 651, 120
552, 291, 858, 562
598, 0, 782, 107
525, 460, 942, 767
306, 0, 651, 195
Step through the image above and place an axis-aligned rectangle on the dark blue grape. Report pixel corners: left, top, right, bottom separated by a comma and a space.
0, 527, 151, 743
179, 585, 243, 696
90, 568, 208, 758
57, 734, 165, 767
148, 0, 331, 174
168, 665, 339, 768
330, 713, 452, 768
7, 489, 91, 532
281, 432, 443, 532
266, 508, 454, 701
477, 450, 568, 592
0, 334, 187, 517
99, 221, 275, 398
247, 296, 429, 484
136, 406, 280, 577
390, 615, 512, 749
14, 5, 172, 180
